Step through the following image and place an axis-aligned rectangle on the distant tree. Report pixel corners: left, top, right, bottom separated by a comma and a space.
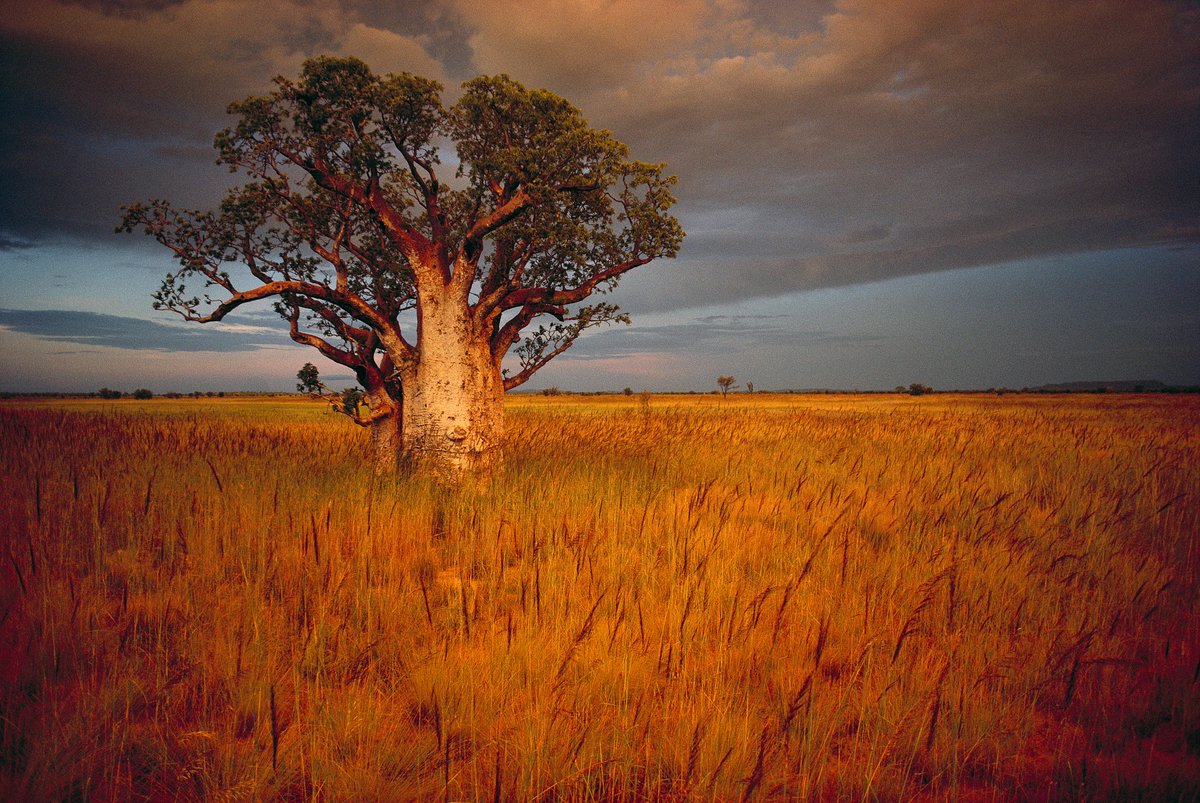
296, 362, 322, 395
132, 388, 153, 400
908, 383, 932, 396
541, 387, 563, 396
121, 56, 682, 479
746, 381, 754, 394
895, 386, 907, 394
623, 387, 633, 396
97, 387, 122, 399
717, 375, 737, 397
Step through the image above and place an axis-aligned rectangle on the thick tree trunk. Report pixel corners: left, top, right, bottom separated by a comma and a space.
368, 411, 402, 474
401, 299, 504, 482
363, 384, 402, 474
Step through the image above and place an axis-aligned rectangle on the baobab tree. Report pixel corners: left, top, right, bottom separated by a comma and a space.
120, 56, 683, 479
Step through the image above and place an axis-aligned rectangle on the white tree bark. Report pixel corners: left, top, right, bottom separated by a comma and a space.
400, 296, 504, 481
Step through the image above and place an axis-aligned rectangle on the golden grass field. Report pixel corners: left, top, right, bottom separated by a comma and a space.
1, 393, 1197, 801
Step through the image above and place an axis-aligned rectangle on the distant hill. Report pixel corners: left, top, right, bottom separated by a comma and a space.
1029, 380, 1168, 392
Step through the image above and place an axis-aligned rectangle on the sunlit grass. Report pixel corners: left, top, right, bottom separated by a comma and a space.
2, 393, 1197, 800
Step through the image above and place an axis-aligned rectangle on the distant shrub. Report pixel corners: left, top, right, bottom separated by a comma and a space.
97, 387, 122, 399
542, 387, 562, 396
132, 388, 153, 400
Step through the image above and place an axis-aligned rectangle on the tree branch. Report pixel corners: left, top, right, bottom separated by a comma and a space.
496, 255, 654, 313
286, 303, 362, 370
503, 338, 572, 390
500, 303, 627, 390
277, 147, 444, 285
492, 302, 564, 362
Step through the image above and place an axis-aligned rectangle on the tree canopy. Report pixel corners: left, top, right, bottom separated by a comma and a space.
121, 56, 683, 394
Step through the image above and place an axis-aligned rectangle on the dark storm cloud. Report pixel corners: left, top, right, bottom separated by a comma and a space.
0, 0, 447, 242
59, 0, 189, 14
628, 0, 1198, 302
1, 0, 1197, 305
0, 233, 35, 251
0, 308, 293, 352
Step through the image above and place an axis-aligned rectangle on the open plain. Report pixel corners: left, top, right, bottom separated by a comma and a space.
1, 393, 1197, 800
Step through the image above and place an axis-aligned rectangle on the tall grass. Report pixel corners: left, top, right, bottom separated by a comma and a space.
1, 393, 1197, 800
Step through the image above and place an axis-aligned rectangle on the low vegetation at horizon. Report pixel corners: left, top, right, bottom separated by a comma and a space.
2, 393, 1197, 800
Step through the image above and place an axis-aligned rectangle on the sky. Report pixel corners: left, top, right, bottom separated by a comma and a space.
0, 0, 1197, 393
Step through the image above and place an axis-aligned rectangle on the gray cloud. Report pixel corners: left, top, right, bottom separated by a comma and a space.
565, 313, 883, 360
0, 0, 449, 241
0, 308, 294, 352
1, 0, 1196, 309
570, 1, 1199, 304
0, 233, 35, 251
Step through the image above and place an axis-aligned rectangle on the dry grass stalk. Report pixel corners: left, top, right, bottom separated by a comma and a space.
0, 393, 1196, 799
